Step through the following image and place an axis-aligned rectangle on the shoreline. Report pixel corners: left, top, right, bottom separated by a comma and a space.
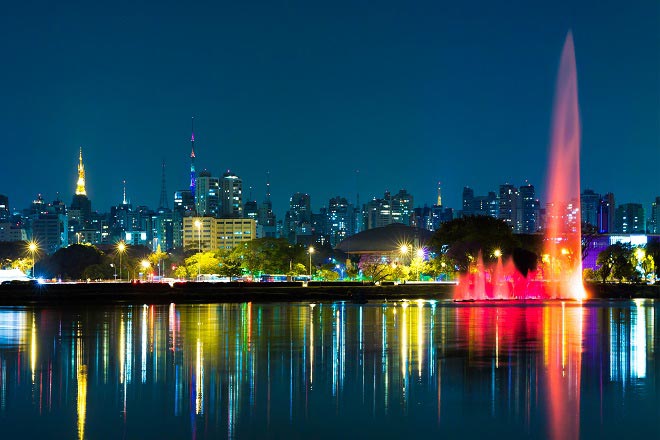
0, 281, 657, 305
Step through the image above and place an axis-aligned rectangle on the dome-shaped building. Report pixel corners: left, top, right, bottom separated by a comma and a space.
335, 223, 433, 258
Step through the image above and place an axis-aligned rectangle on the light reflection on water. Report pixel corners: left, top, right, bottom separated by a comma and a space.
0, 300, 658, 439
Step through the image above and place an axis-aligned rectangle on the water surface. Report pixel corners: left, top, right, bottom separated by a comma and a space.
0, 300, 658, 439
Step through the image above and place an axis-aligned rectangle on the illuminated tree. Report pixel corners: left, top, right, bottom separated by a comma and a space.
358, 254, 392, 283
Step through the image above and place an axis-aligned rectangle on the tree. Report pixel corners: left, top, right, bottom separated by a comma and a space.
596, 243, 636, 283
318, 269, 340, 281
39, 244, 108, 280
645, 241, 660, 281
409, 257, 428, 281
184, 252, 220, 276
148, 245, 169, 277
430, 216, 520, 272
358, 254, 392, 283
217, 249, 243, 278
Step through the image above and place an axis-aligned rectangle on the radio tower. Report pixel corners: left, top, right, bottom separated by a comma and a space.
189, 117, 196, 200
159, 160, 169, 210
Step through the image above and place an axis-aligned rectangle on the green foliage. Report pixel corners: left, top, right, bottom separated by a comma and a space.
233, 238, 307, 275
358, 255, 392, 283
596, 243, 637, 283
40, 244, 107, 280
83, 263, 114, 280
409, 257, 428, 281
184, 252, 221, 276
430, 216, 519, 272
217, 249, 243, 278
318, 269, 340, 281
288, 263, 308, 277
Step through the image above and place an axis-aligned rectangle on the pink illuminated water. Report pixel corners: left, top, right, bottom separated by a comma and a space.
455, 32, 585, 300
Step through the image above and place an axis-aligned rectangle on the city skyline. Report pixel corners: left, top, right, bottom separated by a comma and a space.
1, 0, 658, 217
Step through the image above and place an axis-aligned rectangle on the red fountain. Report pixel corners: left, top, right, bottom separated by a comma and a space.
455, 32, 586, 301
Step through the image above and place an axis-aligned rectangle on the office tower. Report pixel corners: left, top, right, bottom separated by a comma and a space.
221, 170, 243, 218
581, 189, 600, 228
615, 203, 645, 233
195, 170, 220, 217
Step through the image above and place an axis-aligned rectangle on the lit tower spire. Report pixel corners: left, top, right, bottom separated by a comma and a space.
75, 147, 87, 196
436, 181, 442, 206
190, 117, 196, 200
122, 180, 128, 205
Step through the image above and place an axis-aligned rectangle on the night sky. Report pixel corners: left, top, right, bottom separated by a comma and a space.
1, 0, 658, 219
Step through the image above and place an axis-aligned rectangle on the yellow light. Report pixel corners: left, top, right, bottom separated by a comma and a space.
309, 246, 315, 254
493, 249, 502, 258
416, 248, 425, 258
141, 260, 150, 269
117, 241, 126, 253
561, 248, 570, 256
28, 242, 38, 253
194, 219, 202, 228
635, 248, 645, 260
400, 244, 409, 255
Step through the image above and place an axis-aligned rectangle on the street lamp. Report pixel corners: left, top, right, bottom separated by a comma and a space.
308, 246, 315, 278
493, 249, 502, 258
117, 241, 126, 282
28, 241, 38, 279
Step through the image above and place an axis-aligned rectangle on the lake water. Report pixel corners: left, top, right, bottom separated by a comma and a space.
0, 299, 658, 439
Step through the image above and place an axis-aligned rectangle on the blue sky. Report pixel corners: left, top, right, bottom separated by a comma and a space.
1, 0, 658, 218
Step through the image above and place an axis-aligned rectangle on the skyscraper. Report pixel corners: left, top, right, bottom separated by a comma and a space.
519, 184, 540, 233
650, 196, 660, 234
498, 183, 518, 229
195, 170, 220, 217
615, 203, 645, 233
598, 192, 615, 233
221, 170, 243, 218
580, 189, 600, 228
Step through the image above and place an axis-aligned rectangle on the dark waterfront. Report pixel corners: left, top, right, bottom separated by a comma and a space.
0, 299, 658, 439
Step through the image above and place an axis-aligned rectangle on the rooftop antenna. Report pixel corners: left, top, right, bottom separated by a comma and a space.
159, 160, 169, 210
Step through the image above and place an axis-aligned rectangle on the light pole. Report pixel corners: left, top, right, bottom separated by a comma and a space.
308, 246, 315, 278
195, 219, 202, 279
28, 241, 38, 279
117, 241, 126, 282
415, 248, 425, 280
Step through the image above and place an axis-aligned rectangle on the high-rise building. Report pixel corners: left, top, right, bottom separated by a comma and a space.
615, 203, 645, 234
499, 183, 519, 229
195, 170, 220, 217
258, 174, 277, 238
0, 194, 9, 222
364, 190, 414, 229
462, 187, 475, 217
183, 217, 256, 251
650, 196, 660, 234
221, 170, 243, 218
581, 189, 600, 228
285, 192, 312, 242
326, 196, 355, 247
172, 189, 195, 250
598, 192, 615, 233
519, 184, 540, 233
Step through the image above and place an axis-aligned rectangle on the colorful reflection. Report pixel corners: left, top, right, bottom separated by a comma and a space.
0, 301, 657, 439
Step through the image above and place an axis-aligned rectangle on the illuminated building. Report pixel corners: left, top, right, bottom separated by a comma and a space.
615, 203, 645, 233
650, 196, 660, 234
183, 217, 256, 251
257, 173, 278, 238
285, 192, 312, 243
220, 170, 243, 218
195, 170, 220, 217
364, 190, 414, 230
0, 194, 9, 222
581, 189, 600, 227
326, 196, 356, 247
519, 183, 540, 233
